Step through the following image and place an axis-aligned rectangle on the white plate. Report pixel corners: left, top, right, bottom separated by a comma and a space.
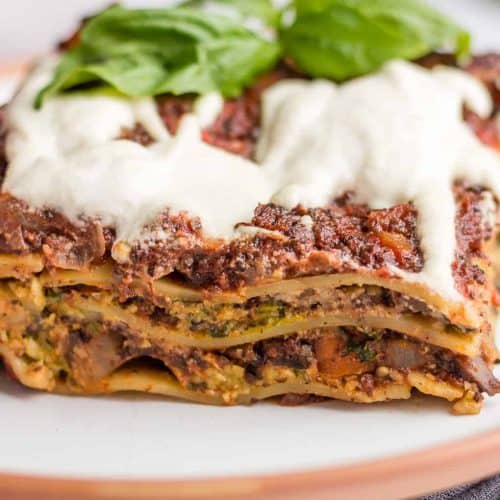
0, 1, 500, 498
1, 369, 500, 480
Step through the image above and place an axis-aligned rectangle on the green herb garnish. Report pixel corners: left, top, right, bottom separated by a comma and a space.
281, 0, 470, 81
36, 0, 470, 107
35, 4, 281, 108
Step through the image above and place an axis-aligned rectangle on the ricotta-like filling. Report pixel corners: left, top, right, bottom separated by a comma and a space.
3, 57, 500, 300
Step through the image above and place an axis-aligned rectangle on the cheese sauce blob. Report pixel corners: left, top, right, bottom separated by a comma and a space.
3, 58, 500, 300
4, 58, 272, 243
257, 62, 500, 300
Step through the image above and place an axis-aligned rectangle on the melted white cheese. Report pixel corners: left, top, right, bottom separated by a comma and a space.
3, 57, 500, 300
193, 91, 224, 128
257, 61, 500, 300
4, 58, 271, 243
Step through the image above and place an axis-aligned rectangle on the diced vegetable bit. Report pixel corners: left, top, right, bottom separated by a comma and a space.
208, 323, 233, 338
346, 341, 377, 362
315, 334, 373, 377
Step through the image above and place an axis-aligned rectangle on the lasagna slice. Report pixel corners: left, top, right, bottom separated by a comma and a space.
0, 39, 499, 413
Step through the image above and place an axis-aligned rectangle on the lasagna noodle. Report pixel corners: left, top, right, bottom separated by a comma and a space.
0, 343, 479, 415
11, 258, 485, 356
91, 364, 468, 406
0, 256, 494, 416
60, 293, 480, 356
0, 253, 44, 278
38, 264, 483, 328
0, 270, 482, 357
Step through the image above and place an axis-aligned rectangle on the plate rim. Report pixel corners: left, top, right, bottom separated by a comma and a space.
0, 57, 32, 76
0, 428, 499, 499
1, 59, 499, 499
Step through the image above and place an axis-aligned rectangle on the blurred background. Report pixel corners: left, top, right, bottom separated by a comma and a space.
1, 0, 500, 60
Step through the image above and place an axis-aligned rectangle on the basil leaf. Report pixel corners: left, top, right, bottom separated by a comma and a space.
183, 0, 280, 28
35, 5, 280, 108
282, 0, 470, 81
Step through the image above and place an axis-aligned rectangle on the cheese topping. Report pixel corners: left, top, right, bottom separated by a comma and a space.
257, 62, 500, 299
3, 57, 500, 299
4, 58, 271, 243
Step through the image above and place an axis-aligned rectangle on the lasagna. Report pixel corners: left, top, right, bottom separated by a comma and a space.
0, 10, 499, 415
